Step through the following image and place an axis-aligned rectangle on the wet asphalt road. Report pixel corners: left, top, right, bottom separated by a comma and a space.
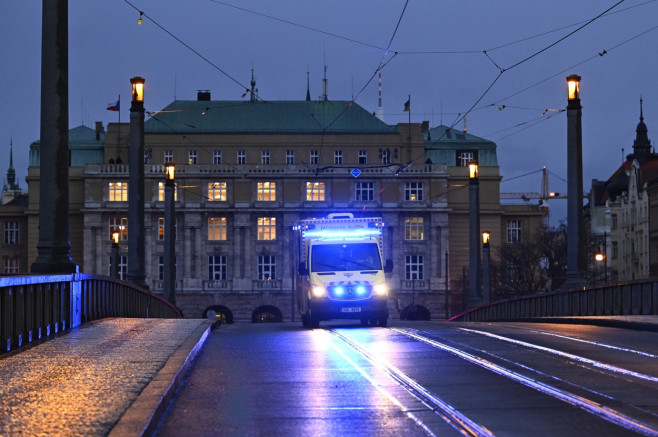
154, 320, 658, 436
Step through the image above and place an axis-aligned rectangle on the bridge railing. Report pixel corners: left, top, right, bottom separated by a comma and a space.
449, 280, 658, 322
1, 273, 180, 353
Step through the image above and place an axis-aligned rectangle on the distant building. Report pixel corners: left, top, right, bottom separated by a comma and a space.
0, 141, 28, 274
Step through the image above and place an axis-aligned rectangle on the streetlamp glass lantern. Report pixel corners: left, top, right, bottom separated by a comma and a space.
130, 76, 145, 102
482, 231, 490, 245
468, 160, 479, 179
165, 163, 175, 181
112, 232, 120, 244
567, 74, 581, 101
595, 251, 605, 262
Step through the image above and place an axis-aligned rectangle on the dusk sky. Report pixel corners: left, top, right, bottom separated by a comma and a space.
1, 1, 658, 225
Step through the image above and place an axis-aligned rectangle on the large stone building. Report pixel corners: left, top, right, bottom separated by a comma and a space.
20, 85, 546, 320
0, 142, 28, 274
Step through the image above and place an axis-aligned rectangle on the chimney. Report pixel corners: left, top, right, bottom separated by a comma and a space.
95, 121, 105, 141
197, 90, 211, 101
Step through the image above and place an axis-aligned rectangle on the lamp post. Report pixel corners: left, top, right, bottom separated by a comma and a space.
564, 74, 585, 288
127, 76, 148, 289
468, 160, 481, 308
110, 232, 120, 279
594, 232, 608, 284
164, 163, 176, 305
482, 231, 491, 304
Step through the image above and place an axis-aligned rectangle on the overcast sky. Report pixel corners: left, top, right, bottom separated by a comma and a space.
1, 1, 658, 225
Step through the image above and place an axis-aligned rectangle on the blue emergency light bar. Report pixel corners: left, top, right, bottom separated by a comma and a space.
302, 227, 381, 240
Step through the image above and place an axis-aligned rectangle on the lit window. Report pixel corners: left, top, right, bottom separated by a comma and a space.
405, 255, 424, 280
355, 182, 374, 201
109, 182, 128, 202
404, 182, 423, 201
507, 220, 521, 244
306, 182, 325, 201
237, 150, 246, 165
158, 217, 164, 241
257, 182, 276, 201
405, 217, 424, 240
4, 221, 19, 245
213, 150, 222, 165
457, 150, 476, 167
334, 150, 343, 165
158, 182, 178, 201
208, 182, 227, 201
258, 255, 276, 280
208, 217, 227, 241
358, 150, 367, 165
257, 217, 276, 241
261, 150, 270, 165
164, 150, 173, 164
310, 150, 319, 165
109, 217, 128, 241
209, 255, 227, 280
286, 150, 295, 164
189, 150, 198, 164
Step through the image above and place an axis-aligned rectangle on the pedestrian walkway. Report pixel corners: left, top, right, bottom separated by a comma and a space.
0, 318, 214, 436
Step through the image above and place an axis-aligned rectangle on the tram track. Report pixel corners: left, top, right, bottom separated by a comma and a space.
325, 324, 658, 436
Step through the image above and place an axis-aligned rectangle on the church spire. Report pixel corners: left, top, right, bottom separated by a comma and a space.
632, 98, 651, 162
5, 139, 19, 191
306, 70, 311, 101
249, 65, 258, 102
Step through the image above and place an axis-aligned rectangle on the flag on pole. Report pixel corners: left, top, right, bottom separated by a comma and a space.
403, 98, 410, 112
107, 99, 120, 112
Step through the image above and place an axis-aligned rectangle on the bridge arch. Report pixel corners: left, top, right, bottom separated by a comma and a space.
400, 304, 431, 321
203, 305, 234, 324
252, 305, 283, 323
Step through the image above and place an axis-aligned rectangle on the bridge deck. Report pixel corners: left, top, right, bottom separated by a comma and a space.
0, 318, 214, 436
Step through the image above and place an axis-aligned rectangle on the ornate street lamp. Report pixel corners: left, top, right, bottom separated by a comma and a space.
110, 232, 120, 279
482, 231, 491, 304
468, 160, 481, 308
127, 76, 148, 289
164, 163, 176, 305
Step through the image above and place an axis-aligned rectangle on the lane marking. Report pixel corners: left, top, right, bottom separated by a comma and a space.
458, 327, 658, 383
393, 328, 658, 437
326, 328, 495, 437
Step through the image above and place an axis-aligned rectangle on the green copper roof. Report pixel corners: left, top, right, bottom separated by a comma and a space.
426, 125, 494, 144
145, 100, 398, 134
425, 124, 498, 166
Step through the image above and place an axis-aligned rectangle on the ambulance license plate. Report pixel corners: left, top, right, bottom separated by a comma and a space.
341, 307, 361, 313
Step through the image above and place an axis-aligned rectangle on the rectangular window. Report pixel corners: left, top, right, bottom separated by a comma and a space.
144, 149, 151, 164
261, 150, 270, 165
358, 150, 367, 165
286, 150, 295, 164
507, 220, 522, 243
158, 255, 164, 281
310, 150, 319, 165
334, 150, 343, 165
4, 258, 19, 274
380, 148, 391, 165
257, 182, 276, 201
208, 217, 227, 241
213, 150, 222, 165
208, 255, 227, 280
237, 150, 246, 165
612, 241, 619, 259
257, 217, 276, 241
164, 150, 173, 164
306, 182, 325, 201
355, 182, 374, 201
158, 217, 164, 241
404, 182, 424, 201
405, 217, 424, 240
258, 255, 276, 280
457, 150, 477, 167
208, 182, 227, 201
188, 150, 198, 164
109, 217, 128, 241
611, 213, 618, 230
158, 182, 178, 202
109, 182, 128, 202
4, 221, 19, 245
405, 255, 424, 280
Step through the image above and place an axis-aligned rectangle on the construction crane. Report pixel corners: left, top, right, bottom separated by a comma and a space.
500, 166, 566, 202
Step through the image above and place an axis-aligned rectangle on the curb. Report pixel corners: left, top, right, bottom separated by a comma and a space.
109, 319, 219, 437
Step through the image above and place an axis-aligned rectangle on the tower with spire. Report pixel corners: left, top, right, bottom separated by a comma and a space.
3, 140, 20, 192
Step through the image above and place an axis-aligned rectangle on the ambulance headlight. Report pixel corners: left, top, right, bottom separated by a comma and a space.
374, 283, 388, 296
312, 286, 326, 298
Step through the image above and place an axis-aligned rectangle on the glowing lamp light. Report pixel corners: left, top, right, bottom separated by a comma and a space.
567, 74, 581, 101
482, 231, 490, 246
165, 163, 175, 181
312, 286, 326, 298
468, 160, 479, 179
130, 76, 145, 103
356, 285, 367, 295
112, 232, 120, 245
138, 11, 143, 25
334, 286, 344, 296
374, 283, 388, 296
595, 252, 605, 262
